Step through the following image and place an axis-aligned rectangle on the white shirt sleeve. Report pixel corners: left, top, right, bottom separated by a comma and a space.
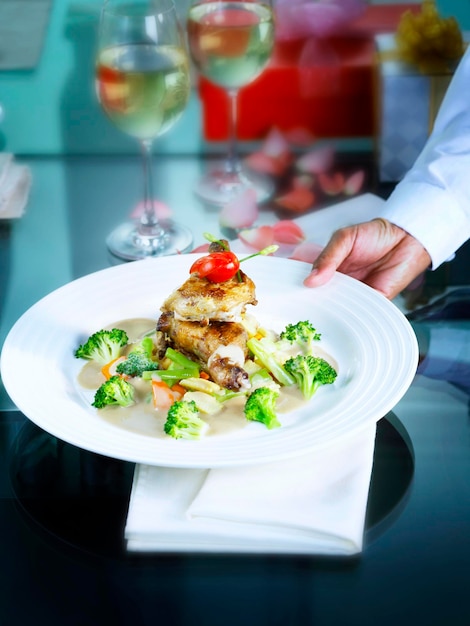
379, 46, 470, 269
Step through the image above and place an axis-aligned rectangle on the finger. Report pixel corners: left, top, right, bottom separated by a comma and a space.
362, 246, 432, 299
303, 229, 355, 287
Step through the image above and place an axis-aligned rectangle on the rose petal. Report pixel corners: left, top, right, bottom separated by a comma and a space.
238, 225, 275, 250
262, 127, 291, 158
244, 151, 287, 177
289, 241, 323, 264
275, 187, 315, 213
318, 171, 346, 195
296, 145, 335, 175
219, 188, 259, 229
272, 220, 306, 244
283, 127, 316, 146
130, 200, 173, 219
343, 169, 366, 196
191, 243, 210, 253
244, 128, 293, 177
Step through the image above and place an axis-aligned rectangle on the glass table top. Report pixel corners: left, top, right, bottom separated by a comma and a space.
1, 2, 470, 624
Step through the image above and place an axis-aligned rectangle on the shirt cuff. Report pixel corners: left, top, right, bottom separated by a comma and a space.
379, 182, 470, 269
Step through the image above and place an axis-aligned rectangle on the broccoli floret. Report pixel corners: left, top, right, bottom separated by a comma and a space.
280, 321, 321, 354
244, 386, 281, 430
75, 328, 128, 365
116, 351, 158, 377
92, 375, 135, 408
283, 355, 337, 400
115, 336, 160, 377
247, 336, 295, 386
164, 400, 209, 440
115, 337, 159, 377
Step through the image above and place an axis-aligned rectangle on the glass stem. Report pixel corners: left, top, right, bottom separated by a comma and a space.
226, 89, 241, 175
139, 139, 162, 236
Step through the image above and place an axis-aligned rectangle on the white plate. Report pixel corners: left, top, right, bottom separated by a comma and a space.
1, 255, 418, 467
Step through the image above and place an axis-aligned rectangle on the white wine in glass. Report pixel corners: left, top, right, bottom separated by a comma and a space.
96, 0, 193, 260
188, 0, 275, 206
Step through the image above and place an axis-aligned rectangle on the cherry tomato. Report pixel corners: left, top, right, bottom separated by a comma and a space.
190, 251, 240, 282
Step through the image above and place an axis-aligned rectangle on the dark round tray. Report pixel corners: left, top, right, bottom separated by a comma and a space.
9, 412, 414, 560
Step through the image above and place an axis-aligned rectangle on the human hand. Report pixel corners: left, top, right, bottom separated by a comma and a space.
303, 218, 432, 299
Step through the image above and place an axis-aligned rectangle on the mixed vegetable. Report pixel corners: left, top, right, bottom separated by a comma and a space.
75, 319, 337, 441
75, 235, 337, 440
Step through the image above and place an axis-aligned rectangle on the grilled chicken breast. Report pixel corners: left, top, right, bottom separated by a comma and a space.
157, 311, 250, 390
160, 270, 257, 324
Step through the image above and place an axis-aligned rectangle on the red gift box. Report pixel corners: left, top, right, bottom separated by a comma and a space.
198, 4, 420, 141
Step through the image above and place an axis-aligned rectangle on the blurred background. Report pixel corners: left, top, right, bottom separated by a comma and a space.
0, 0, 469, 158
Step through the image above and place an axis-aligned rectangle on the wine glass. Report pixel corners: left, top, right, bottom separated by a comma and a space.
187, 0, 275, 206
96, 0, 193, 260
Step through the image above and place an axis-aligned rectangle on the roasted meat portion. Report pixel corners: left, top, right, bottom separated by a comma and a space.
157, 311, 250, 391
160, 270, 257, 324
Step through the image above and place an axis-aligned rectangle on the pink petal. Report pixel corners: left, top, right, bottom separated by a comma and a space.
272, 220, 306, 244
289, 241, 324, 264
238, 225, 275, 250
244, 151, 288, 177
296, 145, 335, 175
343, 169, 366, 196
191, 243, 210, 253
275, 187, 315, 213
262, 127, 291, 158
318, 171, 346, 195
219, 188, 259, 229
283, 127, 316, 147
245, 128, 293, 177
130, 200, 173, 219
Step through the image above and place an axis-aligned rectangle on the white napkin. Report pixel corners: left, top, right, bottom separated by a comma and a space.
125, 194, 383, 555
293, 192, 386, 246
125, 424, 377, 556
0, 153, 32, 219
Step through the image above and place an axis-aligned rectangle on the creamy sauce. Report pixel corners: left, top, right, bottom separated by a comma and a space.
77, 317, 333, 439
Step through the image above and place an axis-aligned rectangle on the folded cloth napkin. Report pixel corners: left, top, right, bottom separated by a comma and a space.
0, 153, 32, 219
125, 423, 377, 556
126, 193, 383, 555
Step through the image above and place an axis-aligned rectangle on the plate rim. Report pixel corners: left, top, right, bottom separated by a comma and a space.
1, 255, 418, 467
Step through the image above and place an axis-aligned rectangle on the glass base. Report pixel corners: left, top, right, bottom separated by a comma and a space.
194, 164, 274, 206
106, 219, 193, 261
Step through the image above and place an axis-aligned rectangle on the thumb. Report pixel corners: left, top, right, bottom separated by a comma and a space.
303, 259, 336, 287
303, 234, 352, 287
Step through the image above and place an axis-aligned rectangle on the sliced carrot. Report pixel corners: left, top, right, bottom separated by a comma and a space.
152, 380, 177, 410
101, 356, 127, 380
171, 383, 186, 399
199, 371, 210, 380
